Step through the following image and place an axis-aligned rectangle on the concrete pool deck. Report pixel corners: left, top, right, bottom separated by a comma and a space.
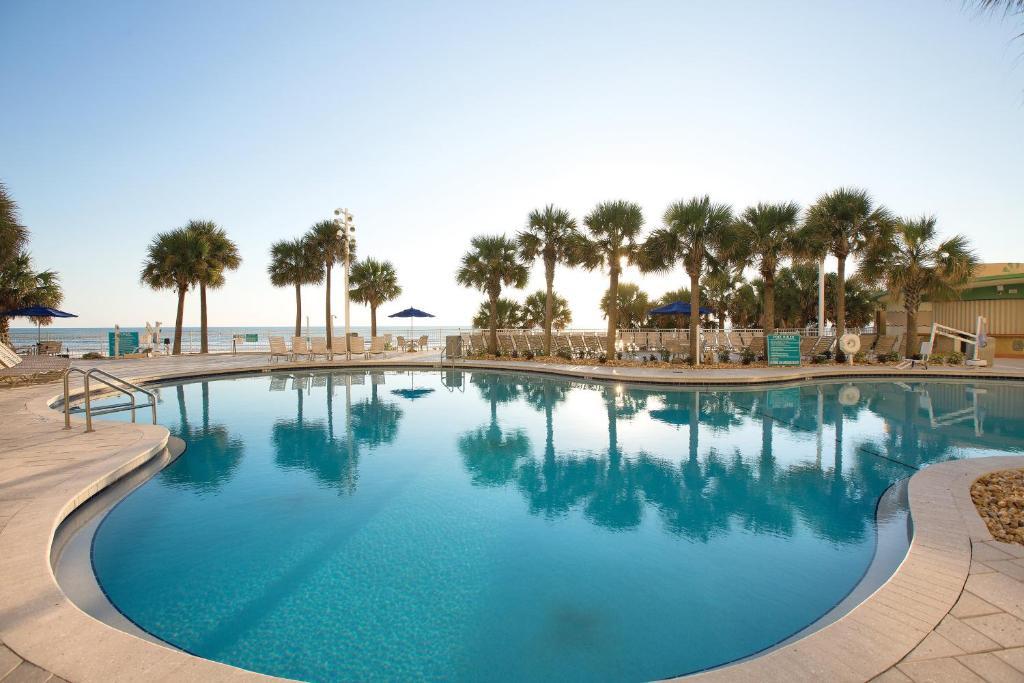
2, 352, 1024, 682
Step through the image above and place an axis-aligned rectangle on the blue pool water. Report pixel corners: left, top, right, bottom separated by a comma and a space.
90, 371, 1024, 682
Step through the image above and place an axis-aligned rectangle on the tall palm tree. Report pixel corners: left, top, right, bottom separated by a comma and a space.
703, 266, 744, 328
573, 200, 645, 357
522, 290, 571, 330
268, 237, 324, 337
189, 220, 241, 353
724, 202, 801, 333
349, 258, 401, 337
305, 220, 355, 351
862, 216, 978, 358
0, 252, 62, 344
140, 227, 204, 354
799, 188, 892, 336
517, 205, 579, 355
456, 235, 528, 354
0, 182, 27, 269
639, 196, 733, 361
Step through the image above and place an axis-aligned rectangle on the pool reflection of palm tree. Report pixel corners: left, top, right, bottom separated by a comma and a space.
272, 374, 360, 493
351, 379, 404, 448
161, 382, 245, 493
459, 373, 531, 486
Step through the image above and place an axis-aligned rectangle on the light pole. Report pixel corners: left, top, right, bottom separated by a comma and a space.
333, 208, 355, 359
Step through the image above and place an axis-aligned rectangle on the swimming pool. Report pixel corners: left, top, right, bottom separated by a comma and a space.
87, 370, 1024, 682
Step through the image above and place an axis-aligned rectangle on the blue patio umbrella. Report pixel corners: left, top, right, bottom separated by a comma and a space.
0, 305, 77, 343
648, 301, 713, 316
388, 307, 435, 350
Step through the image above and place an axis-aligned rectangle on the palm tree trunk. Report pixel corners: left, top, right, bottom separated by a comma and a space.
294, 283, 302, 338
199, 282, 209, 354
762, 273, 775, 334
606, 266, 619, 358
488, 293, 499, 355
172, 284, 186, 355
325, 263, 332, 349
688, 270, 700, 361
370, 304, 377, 338
544, 257, 555, 356
836, 254, 847, 336
0, 317, 10, 345
904, 291, 920, 358
176, 384, 187, 431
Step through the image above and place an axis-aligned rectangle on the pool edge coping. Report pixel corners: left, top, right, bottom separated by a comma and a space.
2, 358, 1022, 682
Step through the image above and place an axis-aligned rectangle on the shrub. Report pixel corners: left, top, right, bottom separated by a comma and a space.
598, 354, 607, 363
511, 349, 519, 358
929, 353, 946, 365
811, 354, 828, 364
494, 348, 503, 358
948, 350, 965, 365
616, 351, 623, 361
718, 348, 731, 363
835, 349, 846, 363
878, 351, 900, 363
82, 352, 103, 360
740, 348, 755, 365
556, 348, 572, 361
525, 349, 535, 360
854, 351, 868, 364
660, 349, 671, 362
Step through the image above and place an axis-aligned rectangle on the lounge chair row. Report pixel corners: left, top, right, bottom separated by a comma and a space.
465, 332, 609, 357
268, 335, 389, 362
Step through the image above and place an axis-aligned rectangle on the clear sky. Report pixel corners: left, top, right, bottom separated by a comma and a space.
2, 0, 1022, 329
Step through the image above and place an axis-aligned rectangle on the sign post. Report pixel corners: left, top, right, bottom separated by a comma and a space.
767, 334, 801, 367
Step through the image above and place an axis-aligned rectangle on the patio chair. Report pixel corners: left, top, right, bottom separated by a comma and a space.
799, 336, 817, 358
748, 336, 766, 359
397, 336, 408, 352
417, 335, 429, 351
596, 335, 609, 353
269, 336, 290, 362
37, 340, 63, 356
349, 336, 366, 357
310, 336, 331, 361
873, 335, 899, 358
291, 336, 310, 361
498, 334, 515, 355
367, 336, 387, 359
858, 334, 877, 355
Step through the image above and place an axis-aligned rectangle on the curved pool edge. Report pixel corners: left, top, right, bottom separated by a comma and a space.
2, 357, 1022, 681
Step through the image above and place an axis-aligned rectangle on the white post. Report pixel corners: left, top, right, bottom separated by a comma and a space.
343, 238, 351, 360
818, 259, 825, 335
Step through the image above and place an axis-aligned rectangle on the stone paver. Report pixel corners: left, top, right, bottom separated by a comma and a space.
0, 352, 1022, 682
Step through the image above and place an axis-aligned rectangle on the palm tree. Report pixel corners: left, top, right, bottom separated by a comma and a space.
349, 258, 401, 337
517, 205, 579, 355
456, 235, 528, 354
599, 282, 650, 329
573, 200, 645, 357
305, 220, 355, 351
800, 188, 892, 336
862, 216, 978, 358
268, 238, 324, 337
702, 266, 744, 328
522, 290, 571, 330
189, 220, 241, 353
472, 297, 524, 330
725, 202, 801, 333
639, 196, 733, 361
140, 227, 204, 354
0, 182, 27, 269
0, 252, 62, 344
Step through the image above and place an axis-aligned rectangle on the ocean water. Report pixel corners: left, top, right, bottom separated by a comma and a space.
90, 371, 1024, 681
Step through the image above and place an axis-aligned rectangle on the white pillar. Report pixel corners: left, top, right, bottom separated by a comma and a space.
818, 259, 825, 335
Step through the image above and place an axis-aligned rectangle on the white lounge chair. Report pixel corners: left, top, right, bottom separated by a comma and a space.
349, 336, 366, 357
269, 336, 290, 362
291, 336, 310, 361
310, 336, 331, 360
366, 336, 387, 359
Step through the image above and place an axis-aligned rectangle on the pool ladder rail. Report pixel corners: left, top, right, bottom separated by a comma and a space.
63, 367, 158, 433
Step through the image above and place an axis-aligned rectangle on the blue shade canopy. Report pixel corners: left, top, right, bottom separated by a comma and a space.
648, 301, 712, 316
0, 305, 77, 318
390, 388, 435, 400
388, 307, 435, 318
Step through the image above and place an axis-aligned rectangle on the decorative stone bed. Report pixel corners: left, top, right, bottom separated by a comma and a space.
972, 469, 1024, 546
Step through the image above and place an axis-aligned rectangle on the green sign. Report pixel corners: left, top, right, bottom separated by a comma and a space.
245, 333, 259, 343
108, 331, 139, 357
766, 334, 800, 366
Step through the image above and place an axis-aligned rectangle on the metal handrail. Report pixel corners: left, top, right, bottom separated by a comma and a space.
63, 367, 158, 433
